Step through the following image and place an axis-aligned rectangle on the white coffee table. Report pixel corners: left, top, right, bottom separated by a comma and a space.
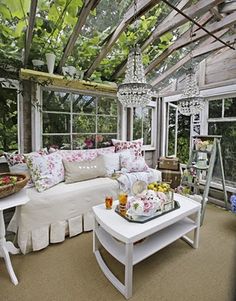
93, 194, 201, 299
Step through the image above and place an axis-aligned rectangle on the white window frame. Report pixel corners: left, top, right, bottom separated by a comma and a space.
162, 83, 236, 192
121, 99, 157, 151
32, 85, 120, 150
166, 102, 178, 156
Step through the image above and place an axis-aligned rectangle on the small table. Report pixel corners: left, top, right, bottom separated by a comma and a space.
0, 189, 29, 285
93, 194, 201, 299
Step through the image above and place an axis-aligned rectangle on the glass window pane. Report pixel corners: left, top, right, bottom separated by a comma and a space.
224, 98, 236, 117
0, 88, 18, 152
133, 107, 153, 144
42, 91, 71, 112
208, 122, 236, 185
167, 105, 177, 156
42, 135, 71, 149
97, 116, 117, 133
72, 94, 96, 114
133, 107, 143, 140
73, 115, 96, 133
43, 113, 70, 133
98, 97, 117, 115
96, 134, 115, 148
177, 115, 190, 164
143, 108, 152, 145
209, 99, 222, 118
72, 134, 95, 149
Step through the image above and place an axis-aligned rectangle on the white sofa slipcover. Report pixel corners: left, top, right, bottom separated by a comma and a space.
8, 169, 161, 254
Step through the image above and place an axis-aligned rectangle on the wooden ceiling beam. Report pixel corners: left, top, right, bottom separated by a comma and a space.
111, 0, 192, 80
84, 0, 161, 80
141, 0, 225, 51
210, 7, 236, 33
112, 0, 224, 80
162, 0, 234, 50
145, 11, 236, 75
24, 0, 38, 67
151, 29, 236, 87
57, 0, 100, 72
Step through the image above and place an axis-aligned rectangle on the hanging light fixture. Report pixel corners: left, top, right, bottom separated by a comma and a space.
177, 25, 205, 116
117, 0, 152, 107
177, 68, 205, 116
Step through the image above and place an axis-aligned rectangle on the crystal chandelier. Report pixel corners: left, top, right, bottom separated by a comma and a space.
117, 1, 152, 107
177, 23, 205, 116
177, 68, 205, 116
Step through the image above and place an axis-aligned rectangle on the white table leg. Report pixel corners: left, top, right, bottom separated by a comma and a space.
193, 209, 201, 249
124, 243, 133, 299
0, 210, 19, 285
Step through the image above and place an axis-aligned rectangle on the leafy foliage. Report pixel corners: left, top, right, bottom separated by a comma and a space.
0, 0, 175, 82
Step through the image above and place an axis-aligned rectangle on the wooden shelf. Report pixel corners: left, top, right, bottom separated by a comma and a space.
20, 68, 117, 94
96, 217, 197, 266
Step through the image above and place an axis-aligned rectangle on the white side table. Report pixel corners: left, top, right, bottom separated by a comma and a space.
0, 188, 29, 285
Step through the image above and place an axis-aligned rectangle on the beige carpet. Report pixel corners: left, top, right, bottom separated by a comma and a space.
0, 204, 236, 301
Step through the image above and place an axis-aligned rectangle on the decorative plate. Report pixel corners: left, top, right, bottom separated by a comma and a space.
131, 180, 147, 195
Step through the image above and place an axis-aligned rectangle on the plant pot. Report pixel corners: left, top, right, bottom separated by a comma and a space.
46, 53, 56, 74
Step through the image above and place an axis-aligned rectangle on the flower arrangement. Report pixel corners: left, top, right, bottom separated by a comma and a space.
0, 175, 18, 186
126, 182, 174, 217
194, 138, 213, 151
175, 185, 191, 196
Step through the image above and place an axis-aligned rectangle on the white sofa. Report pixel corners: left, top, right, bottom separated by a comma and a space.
8, 154, 161, 254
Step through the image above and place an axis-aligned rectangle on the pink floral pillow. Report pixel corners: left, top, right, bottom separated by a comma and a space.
59, 146, 115, 162
4, 149, 48, 166
120, 151, 148, 173
26, 152, 64, 192
112, 138, 143, 157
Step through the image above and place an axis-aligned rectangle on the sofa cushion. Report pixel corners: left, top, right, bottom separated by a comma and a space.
26, 152, 64, 192
112, 138, 143, 157
63, 156, 106, 183
120, 151, 148, 173
101, 152, 120, 176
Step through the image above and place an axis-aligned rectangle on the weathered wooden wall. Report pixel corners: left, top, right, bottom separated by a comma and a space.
160, 47, 236, 96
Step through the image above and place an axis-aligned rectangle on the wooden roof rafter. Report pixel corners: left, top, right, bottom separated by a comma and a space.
83, 0, 162, 80
24, 0, 38, 67
112, 0, 225, 80
151, 29, 236, 87
57, 0, 101, 72
111, 0, 192, 80
162, 0, 235, 50
145, 10, 236, 75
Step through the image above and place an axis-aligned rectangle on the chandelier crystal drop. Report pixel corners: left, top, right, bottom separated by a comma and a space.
177, 70, 205, 116
117, 45, 153, 107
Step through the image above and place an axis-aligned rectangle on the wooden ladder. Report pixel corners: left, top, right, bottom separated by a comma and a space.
187, 135, 228, 225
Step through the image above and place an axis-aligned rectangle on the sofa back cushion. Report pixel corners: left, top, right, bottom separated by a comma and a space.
59, 146, 115, 162
26, 152, 64, 192
4, 149, 49, 188
120, 150, 148, 173
63, 156, 106, 183
101, 152, 120, 176
112, 138, 143, 157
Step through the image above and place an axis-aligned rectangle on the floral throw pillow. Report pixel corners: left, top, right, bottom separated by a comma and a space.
26, 152, 64, 192
59, 146, 115, 162
4, 148, 48, 166
112, 138, 143, 157
120, 151, 148, 173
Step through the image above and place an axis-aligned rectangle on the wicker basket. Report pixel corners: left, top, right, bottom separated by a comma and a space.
0, 173, 29, 199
